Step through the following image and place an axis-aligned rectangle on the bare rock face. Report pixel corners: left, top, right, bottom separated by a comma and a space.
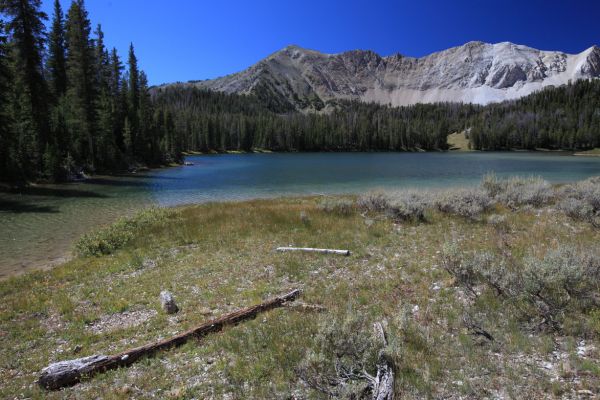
160, 291, 179, 314
165, 41, 600, 108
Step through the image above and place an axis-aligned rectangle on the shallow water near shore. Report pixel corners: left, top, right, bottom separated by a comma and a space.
1, 151, 599, 278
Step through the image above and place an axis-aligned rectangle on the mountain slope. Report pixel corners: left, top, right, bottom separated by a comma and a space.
177, 42, 600, 109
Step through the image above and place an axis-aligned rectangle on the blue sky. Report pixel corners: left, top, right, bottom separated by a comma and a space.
41, 0, 600, 86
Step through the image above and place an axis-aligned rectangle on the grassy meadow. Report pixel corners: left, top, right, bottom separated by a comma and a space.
0, 176, 599, 399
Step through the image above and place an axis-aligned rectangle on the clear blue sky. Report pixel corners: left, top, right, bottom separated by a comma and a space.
41, 0, 600, 86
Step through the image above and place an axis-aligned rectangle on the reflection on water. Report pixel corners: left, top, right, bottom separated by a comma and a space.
1, 152, 599, 278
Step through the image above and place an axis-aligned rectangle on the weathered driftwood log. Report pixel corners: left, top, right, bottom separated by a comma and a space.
38, 289, 301, 390
370, 322, 395, 400
276, 247, 350, 256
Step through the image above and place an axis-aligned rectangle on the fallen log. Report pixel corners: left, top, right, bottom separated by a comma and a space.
370, 322, 395, 400
276, 247, 350, 256
38, 289, 301, 390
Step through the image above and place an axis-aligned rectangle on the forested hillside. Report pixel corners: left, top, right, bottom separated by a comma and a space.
0, 0, 179, 183
470, 79, 600, 149
153, 79, 600, 153
152, 86, 477, 152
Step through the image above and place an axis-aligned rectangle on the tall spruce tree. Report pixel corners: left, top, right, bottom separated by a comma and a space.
1, 0, 49, 179
65, 0, 96, 169
127, 43, 140, 155
137, 71, 154, 162
46, 0, 68, 179
94, 24, 116, 168
47, 0, 66, 97
0, 18, 14, 179
109, 47, 125, 152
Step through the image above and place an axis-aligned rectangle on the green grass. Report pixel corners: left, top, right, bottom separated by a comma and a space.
0, 196, 598, 398
447, 131, 471, 151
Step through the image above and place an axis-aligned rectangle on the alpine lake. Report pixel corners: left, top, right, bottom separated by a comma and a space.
1, 151, 599, 278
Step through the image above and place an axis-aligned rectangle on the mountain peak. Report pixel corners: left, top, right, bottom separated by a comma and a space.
183, 41, 600, 108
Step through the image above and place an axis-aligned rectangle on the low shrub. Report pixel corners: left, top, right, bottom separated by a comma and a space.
357, 190, 431, 222
296, 313, 380, 398
557, 176, 600, 227
442, 242, 600, 333
386, 191, 431, 222
487, 214, 509, 232
434, 188, 493, 220
357, 191, 390, 213
482, 173, 554, 208
359, 190, 431, 222
75, 207, 180, 256
319, 198, 355, 216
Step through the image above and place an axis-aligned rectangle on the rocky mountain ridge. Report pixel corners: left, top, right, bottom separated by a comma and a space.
169, 41, 600, 110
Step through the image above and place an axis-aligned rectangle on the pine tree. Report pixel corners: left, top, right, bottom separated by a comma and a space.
0, 18, 15, 179
1, 0, 49, 179
137, 70, 154, 163
94, 24, 116, 169
109, 47, 125, 151
46, 0, 68, 180
65, 0, 96, 169
47, 0, 66, 98
127, 43, 140, 154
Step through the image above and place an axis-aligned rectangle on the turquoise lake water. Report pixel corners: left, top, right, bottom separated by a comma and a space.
1, 152, 599, 277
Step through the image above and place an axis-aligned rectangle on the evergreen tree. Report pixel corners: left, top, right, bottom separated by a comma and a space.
46, 0, 68, 180
109, 47, 125, 151
0, 18, 15, 179
1, 0, 49, 179
137, 71, 154, 162
65, 0, 96, 168
47, 0, 66, 97
94, 24, 116, 168
127, 43, 140, 153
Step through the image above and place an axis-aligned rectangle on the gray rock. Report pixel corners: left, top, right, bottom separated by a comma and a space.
160, 291, 179, 314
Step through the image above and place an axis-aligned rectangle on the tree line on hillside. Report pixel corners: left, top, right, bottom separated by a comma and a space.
0, 0, 179, 183
152, 86, 477, 152
469, 79, 600, 150
152, 79, 600, 154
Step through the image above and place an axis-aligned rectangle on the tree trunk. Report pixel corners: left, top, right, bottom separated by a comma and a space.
39, 289, 301, 390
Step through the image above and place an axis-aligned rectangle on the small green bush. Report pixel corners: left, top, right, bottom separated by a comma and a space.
75, 207, 180, 256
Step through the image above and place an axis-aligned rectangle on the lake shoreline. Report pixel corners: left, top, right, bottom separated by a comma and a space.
2, 152, 598, 280
2, 148, 588, 190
